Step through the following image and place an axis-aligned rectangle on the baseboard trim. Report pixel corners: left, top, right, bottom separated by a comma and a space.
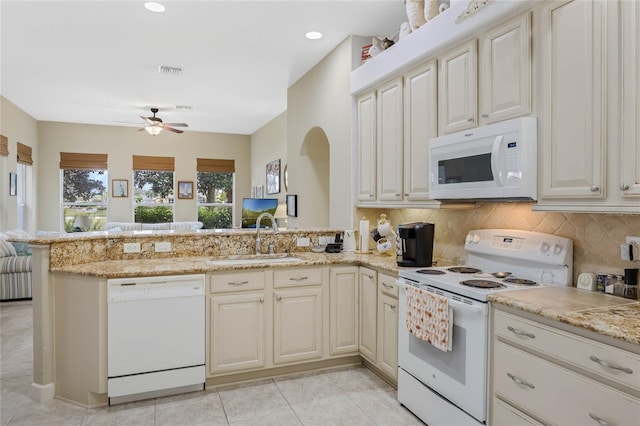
30, 382, 55, 402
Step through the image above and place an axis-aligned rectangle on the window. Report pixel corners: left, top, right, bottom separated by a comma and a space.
60, 152, 108, 232
196, 158, 235, 229
132, 155, 175, 223
17, 143, 34, 232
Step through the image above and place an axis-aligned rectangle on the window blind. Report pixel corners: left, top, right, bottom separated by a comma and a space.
59, 152, 108, 170
132, 155, 175, 171
0, 135, 8, 156
196, 158, 235, 173
16, 142, 33, 165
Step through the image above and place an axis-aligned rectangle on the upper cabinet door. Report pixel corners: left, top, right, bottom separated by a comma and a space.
376, 78, 404, 201
620, 0, 640, 198
538, 0, 606, 199
357, 91, 377, 201
438, 40, 478, 135
479, 13, 532, 124
404, 61, 437, 201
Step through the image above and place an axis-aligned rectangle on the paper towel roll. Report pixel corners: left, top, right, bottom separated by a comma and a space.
360, 219, 370, 253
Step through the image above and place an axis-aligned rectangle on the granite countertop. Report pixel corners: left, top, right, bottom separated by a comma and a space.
50, 251, 400, 278
489, 286, 640, 346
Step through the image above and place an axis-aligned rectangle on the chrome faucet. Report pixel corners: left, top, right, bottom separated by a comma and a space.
255, 212, 279, 255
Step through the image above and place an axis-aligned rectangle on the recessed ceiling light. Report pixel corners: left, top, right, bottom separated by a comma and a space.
305, 31, 323, 40
145, 2, 165, 13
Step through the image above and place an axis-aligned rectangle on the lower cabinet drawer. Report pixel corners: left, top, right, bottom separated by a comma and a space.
492, 397, 543, 426
210, 271, 265, 293
494, 341, 640, 426
494, 310, 640, 392
274, 268, 323, 288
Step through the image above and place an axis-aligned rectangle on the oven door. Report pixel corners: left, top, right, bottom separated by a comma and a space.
397, 279, 489, 422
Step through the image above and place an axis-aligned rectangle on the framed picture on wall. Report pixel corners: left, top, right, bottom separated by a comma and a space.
266, 159, 280, 195
112, 179, 128, 198
9, 172, 16, 196
178, 181, 194, 199
286, 194, 297, 217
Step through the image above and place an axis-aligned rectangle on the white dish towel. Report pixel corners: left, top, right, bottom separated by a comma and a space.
405, 285, 453, 352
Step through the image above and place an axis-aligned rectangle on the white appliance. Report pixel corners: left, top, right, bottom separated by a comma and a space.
429, 117, 537, 201
397, 229, 573, 425
107, 274, 206, 405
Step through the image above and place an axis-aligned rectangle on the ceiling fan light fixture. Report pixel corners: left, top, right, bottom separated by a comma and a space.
145, 126, 163, 136
144, 2, 165, 13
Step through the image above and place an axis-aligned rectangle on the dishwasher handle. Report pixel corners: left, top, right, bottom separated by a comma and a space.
108, 278, 205, 302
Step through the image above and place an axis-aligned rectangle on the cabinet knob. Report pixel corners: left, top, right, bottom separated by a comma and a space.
390, 304, 396, 310
481, 113, 489, 118
590, 184, 600, 192
276, 294, 282, 301
507, 326, 536, 339
467, 118, 474, 123
369, 194, 374, 198
589, 413, 611, 426
404, 193, 409, 196
620, 183, 630, 191
259, 298, 264, 303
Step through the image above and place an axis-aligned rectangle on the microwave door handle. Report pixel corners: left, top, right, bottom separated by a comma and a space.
491, 135, 504, 187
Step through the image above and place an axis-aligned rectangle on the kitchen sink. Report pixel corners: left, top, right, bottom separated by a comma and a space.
207, 254, 304, 266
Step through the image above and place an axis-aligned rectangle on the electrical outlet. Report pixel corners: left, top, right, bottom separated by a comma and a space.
155, 242, 171, 252
296, 237, 310, 247
625, 236, 640, 261
123, 243, 140, 253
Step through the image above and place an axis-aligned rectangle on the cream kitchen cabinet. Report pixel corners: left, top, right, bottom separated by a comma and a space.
491, 308, 640, 426
439, 14, 531, 135
438, 40, 478, 135
357, 91, 377, 202
376, 78, 404, 202
329, 267, 359, 355
359, 267, 378, 362
376, 274, 399, 381
273, 268, 324, 364
537, 0, 606, 201
208, 271, 267, 375
534, 0, 640, 212
478, 13, 531, 124
403, 61, 438, 201
209, 292, 266, 374
620, 0, 640, 198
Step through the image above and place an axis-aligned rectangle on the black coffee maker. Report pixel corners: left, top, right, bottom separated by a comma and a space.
397, 222, 435, 267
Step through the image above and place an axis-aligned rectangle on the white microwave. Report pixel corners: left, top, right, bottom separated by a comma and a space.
429, 117, 537, 201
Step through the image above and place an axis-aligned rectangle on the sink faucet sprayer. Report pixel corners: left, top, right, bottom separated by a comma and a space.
255, 212, 279, 255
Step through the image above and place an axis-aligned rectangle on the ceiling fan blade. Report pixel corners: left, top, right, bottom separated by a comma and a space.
163, 126, 184, 134
163, 123, 188, 127
140, 115, 155, 125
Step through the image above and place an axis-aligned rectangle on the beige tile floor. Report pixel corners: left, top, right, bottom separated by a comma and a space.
1, 302, 421, 426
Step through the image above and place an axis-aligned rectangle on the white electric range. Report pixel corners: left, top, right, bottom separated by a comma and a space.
397, 229, 573, 425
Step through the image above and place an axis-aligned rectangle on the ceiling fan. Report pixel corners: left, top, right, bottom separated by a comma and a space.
139, 108, 188, 135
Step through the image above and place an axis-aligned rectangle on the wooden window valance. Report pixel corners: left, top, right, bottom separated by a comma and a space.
0, 135, 8, 156
17, 142, 33, 165
196, 158, 235, 173
59, 152, 108, 170
132, 155, 175, 171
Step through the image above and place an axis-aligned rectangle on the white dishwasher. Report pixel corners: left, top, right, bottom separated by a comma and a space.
107, 274, 205, 404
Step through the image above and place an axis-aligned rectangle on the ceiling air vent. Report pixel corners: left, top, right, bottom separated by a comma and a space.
158, 65, 182, 75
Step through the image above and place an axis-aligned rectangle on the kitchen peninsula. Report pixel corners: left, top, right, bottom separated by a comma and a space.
26, 228, 399, 407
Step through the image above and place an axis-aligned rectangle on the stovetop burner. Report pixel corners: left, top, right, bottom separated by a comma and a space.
460, 279, 506, 289
448, 267, 482, 274
416, 269, 447, 275
503, 277, 538, 286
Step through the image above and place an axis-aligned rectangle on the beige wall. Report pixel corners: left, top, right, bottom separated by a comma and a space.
357, 204, 640, 284
0, 96, 39, 233
287, 36, 354, 229
37, 121, 251, 231
250, 111, 287, 204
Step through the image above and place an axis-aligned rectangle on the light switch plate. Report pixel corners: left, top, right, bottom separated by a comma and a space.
155, 242, 171, 252
296, 237, 310, 247
123, 243, 141, 253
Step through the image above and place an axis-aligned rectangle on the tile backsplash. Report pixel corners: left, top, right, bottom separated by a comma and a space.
356, 203, 640, 284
